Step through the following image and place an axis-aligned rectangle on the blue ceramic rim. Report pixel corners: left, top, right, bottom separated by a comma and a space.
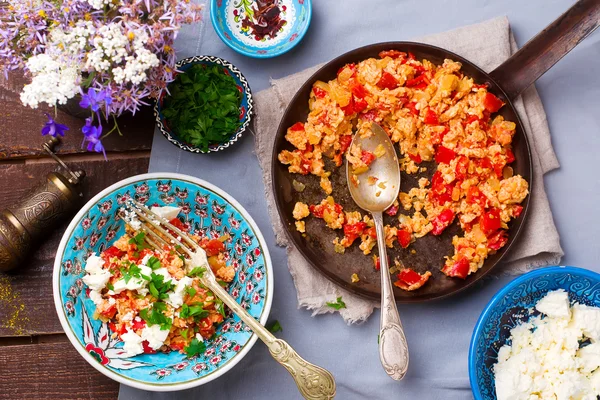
52, 172, 274, 392
468, 265, 600, 399
154, 55, 254, 154
209, 0, 312, 59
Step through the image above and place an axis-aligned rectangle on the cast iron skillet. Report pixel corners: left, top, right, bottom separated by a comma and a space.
272, 0, 600, 302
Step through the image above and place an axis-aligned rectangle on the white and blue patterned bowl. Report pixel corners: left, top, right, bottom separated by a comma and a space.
469, 266, 600, 399
154, 55, 253, 154
210, 0, 312, 58
52, 173, 273, 391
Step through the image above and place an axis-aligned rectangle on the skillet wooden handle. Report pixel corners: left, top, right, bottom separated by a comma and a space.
489, 0, 600, 100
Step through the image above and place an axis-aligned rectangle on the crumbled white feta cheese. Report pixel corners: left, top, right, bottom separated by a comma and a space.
121, 311, 135, 323
112, 277, 146, 294
121, 329, 144, 357
82, 270, 111, 291
535, 289, 570, 319
165, 276, 193, 309
189, 249, 209, 272
88, 290, 103, 306
572, 304, 600, 342
150, 206, 181, 222
84, 253, 105, 274
153, 267, 175, 284
141, 324, 170, 350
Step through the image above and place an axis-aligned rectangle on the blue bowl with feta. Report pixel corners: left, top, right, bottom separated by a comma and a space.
469, 266, 600, 400
52, 173, 273, 391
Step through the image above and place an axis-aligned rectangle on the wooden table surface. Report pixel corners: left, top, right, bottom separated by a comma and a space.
0, 73, 154, 399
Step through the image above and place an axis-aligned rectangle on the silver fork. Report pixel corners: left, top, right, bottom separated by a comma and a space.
123, 201, 336, 400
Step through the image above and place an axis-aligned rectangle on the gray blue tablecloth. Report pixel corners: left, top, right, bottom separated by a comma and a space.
120, 0, 600, 398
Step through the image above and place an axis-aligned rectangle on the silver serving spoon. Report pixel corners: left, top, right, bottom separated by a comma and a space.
346, 122, 409, 380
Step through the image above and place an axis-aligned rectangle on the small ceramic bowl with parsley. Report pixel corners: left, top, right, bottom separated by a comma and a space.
155, 56, 253, 153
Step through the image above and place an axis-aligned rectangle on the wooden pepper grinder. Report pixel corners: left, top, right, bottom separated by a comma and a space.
0, 137, 85, 272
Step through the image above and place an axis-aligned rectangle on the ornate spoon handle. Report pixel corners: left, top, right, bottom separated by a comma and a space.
373, 212, 409, 380
205, 277, 336, 399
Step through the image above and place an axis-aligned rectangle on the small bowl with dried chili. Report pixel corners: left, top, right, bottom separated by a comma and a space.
210, 0, 312, 58
155, 55, 253, 153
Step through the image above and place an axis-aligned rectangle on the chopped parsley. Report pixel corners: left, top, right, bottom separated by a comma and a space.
326, 296, 346, 310
139, 302, 172, 330
180, 303, 209, 320
178, 254, 186, 265
185, 286, 197, 298
147, 256, 161, 270
148, 272, 175, 300
180, 329, 189, 340
267, 320, 282, 333
184, 337, 206, 358
188, 266, 206, 278
162, 64, 243, 152
106, 282, 114, 291
120, 262, 143, 283
128, 231, 149, 250
215, 298, 225, 317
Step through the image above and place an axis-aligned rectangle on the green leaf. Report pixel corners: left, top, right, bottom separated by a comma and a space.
188, 267, 206, 278
184, 337, 206, 358
147, 256, 161, 270
180, 329, 189, 340
106, 282, 114, 291
185, 286, 197, 298
267, 320, 282, 333
128, 232, 149, 250
326, 297, 346, 310
215, 298, 225, 317
139, 302, 172, 330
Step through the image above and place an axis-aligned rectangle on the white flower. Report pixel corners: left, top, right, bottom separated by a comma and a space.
86, 0, 119, 10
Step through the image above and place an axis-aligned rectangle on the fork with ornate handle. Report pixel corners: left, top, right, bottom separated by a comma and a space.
124, 201, 336, 400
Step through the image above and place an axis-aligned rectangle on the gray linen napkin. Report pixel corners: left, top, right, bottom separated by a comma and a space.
255, 16, 563, 323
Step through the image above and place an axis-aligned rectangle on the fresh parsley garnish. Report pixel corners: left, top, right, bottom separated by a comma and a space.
215, 298, 225, 317
106, 282, 114, 291
188, 266, 206, 278
184, 337, 206, 358
128, 231, 149, 250
180, 303, 209, 320
180, 329, 189, 340
267, 320, 282, 333
148, 272, 175, 300
139, 302, 172, 330
120, 262, 142, 284
326, 296, 346, 310
161, 64, 243, 152
185, 286, 197, 298
178, 254, 186, 265
147, 256, 161, 270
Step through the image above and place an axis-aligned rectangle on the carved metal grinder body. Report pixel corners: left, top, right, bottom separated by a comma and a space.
0, 137, 85, 272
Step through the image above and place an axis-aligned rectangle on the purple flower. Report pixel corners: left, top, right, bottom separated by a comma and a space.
41, 113, 69, 137
82, 117, 106, 159
79, 88, 112, 113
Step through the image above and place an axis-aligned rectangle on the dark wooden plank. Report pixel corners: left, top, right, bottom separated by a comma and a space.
0, 72, 154, 159
0, 339, 119, 399
490, 0, 600, 99
0, 155, 149, 336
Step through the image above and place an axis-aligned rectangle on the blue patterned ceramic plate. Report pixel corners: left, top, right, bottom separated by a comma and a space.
469, 266, 600, 399
52, 173, 273, 391
210, 0, 312, 58
154, 55, 253, 154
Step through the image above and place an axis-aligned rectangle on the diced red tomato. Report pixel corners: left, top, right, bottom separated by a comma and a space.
408, 152, 422, 164
341, 96, 355, 115
361, 151, 376, 166
350, 82, 369, 98
361, 109, 378, 121
312, 87, 327, 98
353, 97, 368, 113
423, 107, 439, 125
483, 92, 504, 113
429, 171, 453, 205
505, 148, 515, 164
435, 126, 450, 145
108, 322, 126, 336
142, 340, 157, 354
337, 63, 356, 77
379, 50, 406, 59
364, 227, 377, 239
376, 71, 399, 90
442, 258, 470, 279
205, 239, 225, 256
132, 319, 146, 331
488, 230, 508, 251
431, 208, 455, 235
385, 205, 398, 216
464, 114, 480, 126
435, 146, 456, 164
309, 204, 324, 218
397, 230, 412, 248
512, 205, 523, 218
339, 135, 353, 153
100, 305, 117, 319
290, 122, 304, 131
466, 187, 487, 208
406, 101, 419, 116
343, 222, 367, 245
494, 162, 505, 178
407, 52, 416, 61
169, 217, 186, 231
104, 246, 125, 259
405, 74, 429, 89
394, 268, 431, 290
454, 155, 469, 180
480, 208, 502, 236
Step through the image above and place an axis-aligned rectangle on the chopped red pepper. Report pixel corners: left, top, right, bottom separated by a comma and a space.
364, 227, 377, 238
132, 319, 146, 331
406, 101, 419, 116
204, 239, 225, 256
373, 255, 380, 271
312, 87, 327, 98
339, 135, 353, 153
337, 63, 356, 77
464, 114, 480, 126
483, 92, 504, 113
100, 305, 117, 319
361, 151, 376, 166
142, 340, 157, 354
341, 96, 355, 115
454, 155, 469, 180
385, 205, 399, 216
431, 208, 455, 235
405, 74, 429, 89
506, 148, 515, 164
397, 230, 412, 248
487, 230, 508, 251
394, 268, 431, 291
407, 52, 416, 61
299, 154, 312, 175
353, 97, 368, 113
408, 152, 422, 164
290, 122, 305, 131
343, 222, 367, 245
350, 82, 369, 99
480, 208, 502, 236
423, 107, 439, 125
473, 83, 488, 89
429, 171, 453, 205
442, 258, 470, 279
466, 187, 487, 208
309, 204, 324, 218
378, 50, 406, 59
104, 246, 125, 259
376, 71, 399, 90
435, 146, 457, 164
512, 205, 523, 218
361, 109, 378, 121
169, 217, 186, 232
